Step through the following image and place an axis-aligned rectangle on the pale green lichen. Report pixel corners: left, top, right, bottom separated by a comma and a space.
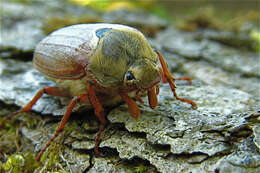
1, 152, 38, 173
40, 142, 64, 172
250, 30, 260, 52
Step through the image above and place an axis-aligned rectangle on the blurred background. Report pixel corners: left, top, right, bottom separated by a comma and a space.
1, 0, 259, 53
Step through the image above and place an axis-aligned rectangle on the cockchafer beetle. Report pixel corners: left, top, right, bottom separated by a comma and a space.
0, 23, 197, 162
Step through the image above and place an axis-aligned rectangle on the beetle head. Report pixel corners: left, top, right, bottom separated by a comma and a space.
124, 58, 160, 90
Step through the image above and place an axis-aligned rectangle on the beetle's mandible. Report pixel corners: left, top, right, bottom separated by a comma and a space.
0, 23, 197, 162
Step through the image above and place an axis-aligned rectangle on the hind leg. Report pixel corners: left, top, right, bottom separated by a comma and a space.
36, 94, 89, 162
0, 87, 71, 128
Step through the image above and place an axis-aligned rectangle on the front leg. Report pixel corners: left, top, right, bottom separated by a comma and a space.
119, 92, 140, 120
148, 86, 158, 109
156, 50, 197, 108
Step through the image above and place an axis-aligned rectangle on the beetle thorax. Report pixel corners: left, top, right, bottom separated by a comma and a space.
86, 29, 159, 91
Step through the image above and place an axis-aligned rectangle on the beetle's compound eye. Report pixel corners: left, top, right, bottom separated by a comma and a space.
126, 71, 135, 81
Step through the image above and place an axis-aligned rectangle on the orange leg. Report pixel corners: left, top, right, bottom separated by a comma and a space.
37, 83, 107, 161
148, 86, 158, 109
0, 87, 70, 128
87, 83, 106, 156
156, 50, 197, 108
119, 92, 140, 120
175, 77, 192, 85
36, 94, 89, 162
159, 68, 167, 83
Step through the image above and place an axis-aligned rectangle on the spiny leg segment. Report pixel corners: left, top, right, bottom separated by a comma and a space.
87, 83, 106, 156
156, 50, 197, 108
0, 87, 70, 128
1, 85, 108, 162
36, 94, 89, 161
